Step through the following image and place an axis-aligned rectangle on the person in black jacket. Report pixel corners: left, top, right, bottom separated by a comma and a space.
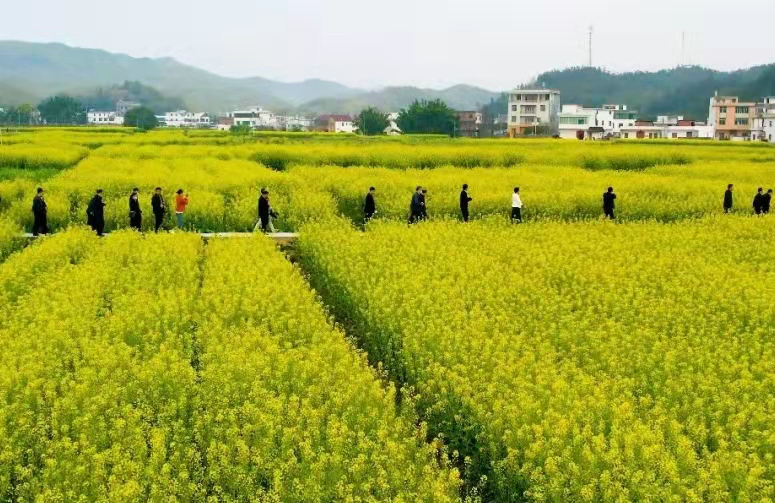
151, 187, 165, 233
409, 186, 424, 224
87, 189, 106, 236
364, 186, 376, 222
763, 189, 773, 214
31, 187, 48, 236
257, 188, 279, 232
724, 184, 734, 214
460, 183, 472, 222
129, 187, 142, 231
602, 186, 616, 220
753, 187, 764, 215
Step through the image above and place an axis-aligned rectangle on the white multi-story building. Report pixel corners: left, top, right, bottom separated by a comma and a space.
507, 89, 561, 136
87, 111, 124, 125
605, 104, 638, 132
619, 119, 714, 140
116, 100, 140, 116
228, 107, 278, 129
276, 115, 313, 131
157, 110, 211, 128
558, 104, 636, 139
752, 97, 775, 142
317, 114, 356, 133
656, 115, 684, 125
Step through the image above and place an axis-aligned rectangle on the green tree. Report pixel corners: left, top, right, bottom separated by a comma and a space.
355, 107, 389, 136
38, 96, 85, 125
397, 99, 456, 136
230, 123, 253, 135
124, 106, 159, 130
0, 104, 38, 125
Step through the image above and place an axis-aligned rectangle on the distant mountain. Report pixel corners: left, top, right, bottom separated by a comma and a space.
0, 81, 38, 106
301, 84, 499, 114
529, 66, 775, 119
4, 41, 769, 119
0, 41, 362, 112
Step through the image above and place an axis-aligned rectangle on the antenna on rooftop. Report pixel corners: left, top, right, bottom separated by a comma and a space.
588, 25, 593, 68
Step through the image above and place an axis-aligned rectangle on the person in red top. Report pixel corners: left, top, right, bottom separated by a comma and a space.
175, 189, 189, 228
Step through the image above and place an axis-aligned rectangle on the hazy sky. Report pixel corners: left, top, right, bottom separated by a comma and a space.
6, 0, 775, 90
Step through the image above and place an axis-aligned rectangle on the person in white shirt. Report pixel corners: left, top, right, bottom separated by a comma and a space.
511, 187, 523, 223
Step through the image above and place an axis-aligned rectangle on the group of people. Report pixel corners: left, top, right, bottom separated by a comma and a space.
361, 183, 775, 222
30, 186, 280, 236
723, 184, 773, 215
31, 187, 191, 236
27, 182, 775, 237
363, 184, 528, 224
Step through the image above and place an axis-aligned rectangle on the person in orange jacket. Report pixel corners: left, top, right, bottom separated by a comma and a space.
174, 189, 189, 228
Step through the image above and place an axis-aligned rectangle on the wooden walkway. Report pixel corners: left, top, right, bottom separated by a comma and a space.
23, 232, 299, 245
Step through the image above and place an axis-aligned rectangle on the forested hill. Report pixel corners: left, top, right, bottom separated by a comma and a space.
0, 41, 362, 112
529, 65, 775, 119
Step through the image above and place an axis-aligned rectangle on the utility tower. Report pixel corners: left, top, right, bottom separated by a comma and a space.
588, 26, 593, 67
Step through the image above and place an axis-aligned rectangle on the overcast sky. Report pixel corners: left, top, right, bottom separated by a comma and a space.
5, 0, 775, 91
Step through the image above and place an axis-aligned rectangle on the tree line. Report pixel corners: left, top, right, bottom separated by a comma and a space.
0, 81, 182, 128
355, 99, 459, 136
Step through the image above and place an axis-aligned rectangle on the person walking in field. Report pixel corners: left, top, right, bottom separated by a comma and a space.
174, 189, 189, 229
753, 187, 764, 215
151, 187, 166, 233
460, 183, 472, 222
724, 184, 734, 214
602, 186, 616, 220
511, 187, 523, 223
763, 189, 773, 214
129, 187, 142, 231
87, 188, 106, 236
257, 188, 279, 233
409, 186, 424, 224
31, 187, 48, 236
364, 186, 376, 222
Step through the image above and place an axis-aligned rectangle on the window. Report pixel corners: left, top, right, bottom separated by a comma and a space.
521, 105, 536, 113
560, 116, 587, 125
719, 118, 726, 125
770, 121, 773, 127
672, 132, 677, 138
545, 94, 550, 100
735, 118, 748, 125
511, 105, 517, 111
511, 115, 517, 123
540, 105, 546, 112
686, 132, 693, 138
720, 107, 727, 113
619, 123, 623, 127
736, 106, 749, 114
624, 133, 629, 138
515, 94, 521, 101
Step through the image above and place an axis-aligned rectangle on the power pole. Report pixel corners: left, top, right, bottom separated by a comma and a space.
588, 26, 593, 67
